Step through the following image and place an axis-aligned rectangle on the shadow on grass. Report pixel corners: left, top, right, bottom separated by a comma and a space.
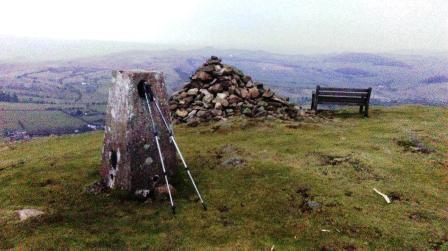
316, 109, 369, 119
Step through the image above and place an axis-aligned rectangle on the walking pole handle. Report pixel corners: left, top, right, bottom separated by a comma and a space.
144, 84, 154, 101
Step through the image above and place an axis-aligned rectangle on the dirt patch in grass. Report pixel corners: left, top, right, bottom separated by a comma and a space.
39, 178, 58, 187
296, 186, 321, 213
0, 159, 26, 172
388, 191, 403, 202
397, 137, 435, 154
210, 144, 246, 168
309, 152, 381, 180
284, 122, 321, 130
408, 211, 433, 222
428, 234, 448, 250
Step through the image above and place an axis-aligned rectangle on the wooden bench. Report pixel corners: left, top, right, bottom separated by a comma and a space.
311, 86, 372, 117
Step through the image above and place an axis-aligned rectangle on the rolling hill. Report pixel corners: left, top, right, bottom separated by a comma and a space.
1, 38, 447, 136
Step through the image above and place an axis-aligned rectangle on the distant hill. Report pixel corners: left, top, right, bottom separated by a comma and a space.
334, 67, 376, 77
3, 47, 447, 104
421, 75, 448, 84
1, 38, 448, 136
325, 52, 411, 68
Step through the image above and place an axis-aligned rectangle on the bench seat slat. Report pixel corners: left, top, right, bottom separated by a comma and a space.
318, 101, 366, 106
319, 87, 370, 92
318, 96, 367, 104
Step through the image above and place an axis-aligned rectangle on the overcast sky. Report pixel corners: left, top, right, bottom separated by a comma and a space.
1, 0, 447, 54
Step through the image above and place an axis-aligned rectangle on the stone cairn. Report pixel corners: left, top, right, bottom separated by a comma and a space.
170, 56, 299, 125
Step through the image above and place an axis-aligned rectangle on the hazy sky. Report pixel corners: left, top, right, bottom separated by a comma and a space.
1, 0, 447, 53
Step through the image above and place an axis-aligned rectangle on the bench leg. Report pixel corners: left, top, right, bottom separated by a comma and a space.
311, 94, 315, 110
359, 105, 363, 114
364, 104, 369, 117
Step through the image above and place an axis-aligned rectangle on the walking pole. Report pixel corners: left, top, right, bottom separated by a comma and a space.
143, 84, 176, 214
146, 86, 207, 211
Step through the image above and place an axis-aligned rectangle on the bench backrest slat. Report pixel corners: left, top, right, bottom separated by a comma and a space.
318, 87, 370, 92
318, 92, 368, 97
318, 96, 367, 102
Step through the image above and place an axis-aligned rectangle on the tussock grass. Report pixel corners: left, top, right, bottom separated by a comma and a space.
0, 105, 447, 250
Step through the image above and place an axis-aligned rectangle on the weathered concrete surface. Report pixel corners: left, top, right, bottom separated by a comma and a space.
101, 70, 177, 193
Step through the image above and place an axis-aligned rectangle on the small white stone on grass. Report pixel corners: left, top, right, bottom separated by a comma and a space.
17, 208, 44, 221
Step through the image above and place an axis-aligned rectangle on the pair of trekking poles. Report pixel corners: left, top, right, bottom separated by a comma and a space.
143, 84, 206, 214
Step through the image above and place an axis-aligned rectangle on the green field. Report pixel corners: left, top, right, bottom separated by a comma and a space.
0, 106, 447, 250
1, 102, 106, 136
0, 102, 86, 111
2, 110, 85, 135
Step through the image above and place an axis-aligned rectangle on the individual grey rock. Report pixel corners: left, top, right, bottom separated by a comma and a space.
225, 110, 234, 116
202, 93, 214, 104
211, 109, 223, 116
240, 88, 249, 99
200, 89, 211, 95
187, 88, 199, 96
242, 107, 252, 116
176, 109, 188, 118
179, 92, 188, 98
86, 180, 108, 195
201, 65, 215, 72
135, 189, 151, 198
196, 110, 208, 118
262, 89, 274, 98
209, 83, 223, 93
228, 94, 239, 104
258, 100, 268, 107
242, 75, 252, 83
221, 99, 229, 107
248, 87, 259, 98
221, 156, 244, 167
186, 118, 200, 127
17, 209, 44, 221
183, 96, 193, 104
192, 71, 213, 82
188, 109, 198, 118
155, 184, 177, 198
222, 65, 234, 75
217, 92, 228, 99
306, 201, 321, 210
144, 157, 153, 166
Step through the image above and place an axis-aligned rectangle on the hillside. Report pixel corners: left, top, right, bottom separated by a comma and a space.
1, 48, 448, 106
1, 106, 448, 250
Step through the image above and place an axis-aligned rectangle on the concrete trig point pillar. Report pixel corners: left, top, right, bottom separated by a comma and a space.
101, 70, 177, 195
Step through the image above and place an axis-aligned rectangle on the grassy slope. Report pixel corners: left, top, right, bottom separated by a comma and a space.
0, 106, 447, 250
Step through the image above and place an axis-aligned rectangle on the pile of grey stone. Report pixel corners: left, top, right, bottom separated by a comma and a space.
169, 56, 300, 125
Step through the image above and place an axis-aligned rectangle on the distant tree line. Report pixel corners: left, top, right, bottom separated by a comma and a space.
0, 91, 19, 102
